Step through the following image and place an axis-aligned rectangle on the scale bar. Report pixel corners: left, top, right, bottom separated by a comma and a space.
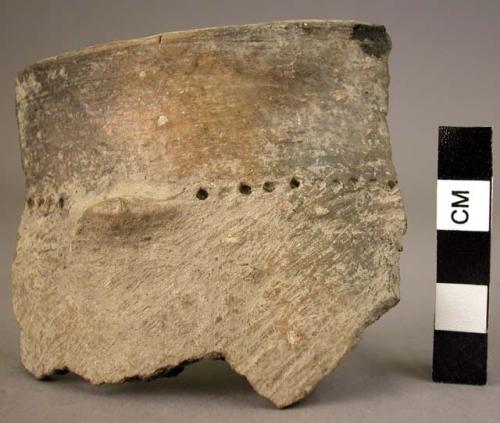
433, 126, 492, 385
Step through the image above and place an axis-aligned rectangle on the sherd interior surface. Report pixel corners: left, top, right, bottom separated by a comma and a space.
12, 20, 406, 408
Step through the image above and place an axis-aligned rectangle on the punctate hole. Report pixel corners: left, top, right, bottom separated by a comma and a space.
290, 177, 300, 189
239, 183, 252, 195
196, 188, 209, 200
262, 181, 275, 192
387, 180, 397, 189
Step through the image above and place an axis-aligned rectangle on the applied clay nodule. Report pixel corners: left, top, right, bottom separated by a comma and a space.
12, 20, 406, 408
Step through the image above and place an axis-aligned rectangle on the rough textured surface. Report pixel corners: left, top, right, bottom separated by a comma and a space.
12, 20, 406, 408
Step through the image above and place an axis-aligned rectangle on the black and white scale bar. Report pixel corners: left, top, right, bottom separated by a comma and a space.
433, 126, 492, 385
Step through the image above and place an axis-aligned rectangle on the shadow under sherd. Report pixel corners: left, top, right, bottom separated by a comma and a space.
38, 358, 271, 409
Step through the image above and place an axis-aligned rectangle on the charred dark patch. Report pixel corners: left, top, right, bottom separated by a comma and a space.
351, 24, 391, 58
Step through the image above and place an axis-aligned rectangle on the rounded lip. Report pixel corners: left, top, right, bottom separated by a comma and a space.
20, 19, 382, 73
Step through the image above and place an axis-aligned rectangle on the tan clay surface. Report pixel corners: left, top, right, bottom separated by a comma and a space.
13, 20, 406, 407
